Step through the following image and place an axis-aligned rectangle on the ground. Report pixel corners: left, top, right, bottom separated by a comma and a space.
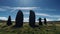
0, 22, 60, 34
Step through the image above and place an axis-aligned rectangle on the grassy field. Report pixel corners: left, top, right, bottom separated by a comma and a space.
0, 22, 60, 34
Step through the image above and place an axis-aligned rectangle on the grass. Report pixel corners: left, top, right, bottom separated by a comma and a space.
0, 22, 60, 34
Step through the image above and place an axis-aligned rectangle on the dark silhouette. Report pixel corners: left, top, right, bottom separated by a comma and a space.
14, 10, 23, 28
29, 10, 36, 28
39, 18, 43, 25
7, 16, 12, 26
44, 18, 47, 25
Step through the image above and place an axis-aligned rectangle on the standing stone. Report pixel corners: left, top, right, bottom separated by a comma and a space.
29, 10, 35, 28
14, 10, 23, 28
39, 18, 43, 25
44, 18, 47, 25
7, 16, 12, 26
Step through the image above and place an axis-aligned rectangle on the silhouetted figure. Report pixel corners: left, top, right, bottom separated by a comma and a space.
14, 10, 23, 28
29, 10, 36, 28
44, 18, 47, 25
7, 16, 12, 26
39, 18, 43, 26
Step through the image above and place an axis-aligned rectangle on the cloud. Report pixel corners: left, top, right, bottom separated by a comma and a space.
2, 6, 58, 12
0, 6, 59, 12
58, 19, 60, 20
23, 12, 29, 14
24, 18, 29, 22
0, 17, 8, 20
57, 18, 60, 21
0, 8, 7, 11
2, 6, 59, 18
1, 6, 35, 8
36, 13, 60, 18
46, 18, 53, 21
0, 6, 60, 21
43, 9, 57, 11
23, 12, 50, 17
0, 6, 60, 12
11, 7, 37, 12
23, 12, 60, 18
36, 13, 50, 16
1, 6, 37, 12
0, 6, 38, 12
1, 6, 37, 10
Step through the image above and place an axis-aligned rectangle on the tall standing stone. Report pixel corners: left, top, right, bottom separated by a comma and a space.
29, 10, 35, 28
14, 10, 23, 28
7, 16, 12, 26
39, 18, 43, 25
44, 18, 47, 25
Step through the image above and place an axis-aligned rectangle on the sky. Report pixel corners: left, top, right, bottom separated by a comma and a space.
0, 0, 60, 22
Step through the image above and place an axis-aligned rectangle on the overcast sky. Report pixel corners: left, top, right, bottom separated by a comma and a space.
0, 0, 60, 22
